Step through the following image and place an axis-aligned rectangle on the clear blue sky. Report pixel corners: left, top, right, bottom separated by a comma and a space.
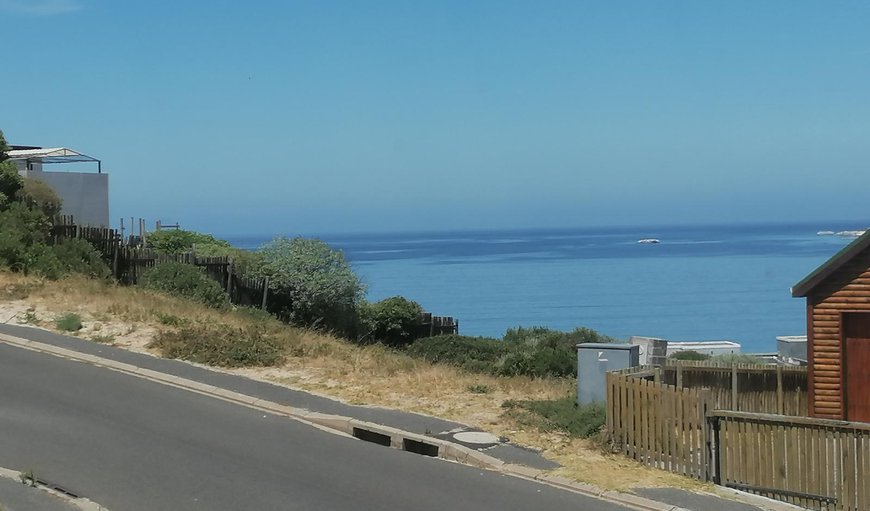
4, 0, 870, 235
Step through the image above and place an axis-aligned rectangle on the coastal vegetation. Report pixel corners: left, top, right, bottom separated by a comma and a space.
0, 127, 698, 491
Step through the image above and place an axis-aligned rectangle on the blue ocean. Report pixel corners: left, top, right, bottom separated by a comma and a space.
226, 223, 864, 353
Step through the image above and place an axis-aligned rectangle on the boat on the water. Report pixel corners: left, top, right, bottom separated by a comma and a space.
637, 238, 660, 244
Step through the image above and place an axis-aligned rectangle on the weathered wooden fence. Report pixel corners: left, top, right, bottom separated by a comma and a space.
711, 411, 870, 511
606, 368, 712, 479
49, 218, 459, 334
606, 365, 867, 511
416, 312, 459, 337
663, 361, 808, 416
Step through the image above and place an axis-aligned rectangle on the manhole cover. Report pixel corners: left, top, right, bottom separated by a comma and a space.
453, 431, 500, 445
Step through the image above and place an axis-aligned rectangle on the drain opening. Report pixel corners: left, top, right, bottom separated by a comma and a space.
352, 427, 392, 447
403, 438, 439, 457
36, 479, 80, 499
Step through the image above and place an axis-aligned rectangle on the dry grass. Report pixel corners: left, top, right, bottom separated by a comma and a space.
0, 270, 704, 492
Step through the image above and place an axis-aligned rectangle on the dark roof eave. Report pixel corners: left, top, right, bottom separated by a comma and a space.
792, 230, 870, 297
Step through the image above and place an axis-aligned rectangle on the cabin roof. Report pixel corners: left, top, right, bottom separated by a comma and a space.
792, 230, 870, 297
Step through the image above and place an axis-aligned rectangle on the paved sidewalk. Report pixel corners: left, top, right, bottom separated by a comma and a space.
0, 323, 793, 511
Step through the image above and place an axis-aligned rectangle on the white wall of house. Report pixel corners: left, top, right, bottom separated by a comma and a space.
19, 169, 110, 227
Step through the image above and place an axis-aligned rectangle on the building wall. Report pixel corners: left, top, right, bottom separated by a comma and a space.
807, 249, 870, 419
20, 169, 109, 227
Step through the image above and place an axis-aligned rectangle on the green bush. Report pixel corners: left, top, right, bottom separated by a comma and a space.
0, 203, 52, 273
30, 239, 111, 280
55, 312, 83, 332
149, 323, 285, 367
0, 160, 23, 206
145, 229, 232, 254
358, 296, 423, 346
406, 326, 615, 379
406, 334, 507, 373
139, 262, 229, 308
16, 178, 62, 218
254, 237, 364, 336
502, 397, 605, 438
500, 326, 614, 378
669, 350, 710, 361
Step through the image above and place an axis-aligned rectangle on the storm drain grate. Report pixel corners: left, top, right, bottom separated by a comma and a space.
36, 479, 80, 499
402, 438, 439, 457
352, 427, 392, 447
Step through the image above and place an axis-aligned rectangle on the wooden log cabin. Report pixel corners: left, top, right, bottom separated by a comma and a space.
792, 232, 870, 422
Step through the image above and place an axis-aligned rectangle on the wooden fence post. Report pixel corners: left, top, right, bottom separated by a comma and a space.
112, 247, 119, 280
227, 261, 235, 295
676, 365, 684, 388
654, 367, 661, 384
731, 364, 738, 411
776, 365, 784, 415
261, 276, 269, 309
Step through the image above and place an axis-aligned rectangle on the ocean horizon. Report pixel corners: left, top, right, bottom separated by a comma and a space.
223, 221, 866, 353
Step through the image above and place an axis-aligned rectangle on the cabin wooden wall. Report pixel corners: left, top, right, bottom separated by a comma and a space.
808, 249, 870, 419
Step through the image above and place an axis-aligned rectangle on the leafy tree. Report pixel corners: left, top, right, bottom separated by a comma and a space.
0, 161, 22, 208
358, 296, 423, 345
0, 129, 9, 161
254, 236, 365, 335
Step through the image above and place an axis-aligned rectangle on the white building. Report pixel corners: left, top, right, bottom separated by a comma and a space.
7, 147, 109, 227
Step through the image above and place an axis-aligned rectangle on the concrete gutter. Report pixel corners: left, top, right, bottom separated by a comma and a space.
0, 466, 108, 511
0, 332, 798, 511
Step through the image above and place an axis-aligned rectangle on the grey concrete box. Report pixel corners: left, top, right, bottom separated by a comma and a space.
576, 343, 639, 405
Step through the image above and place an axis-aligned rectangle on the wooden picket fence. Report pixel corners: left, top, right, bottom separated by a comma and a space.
711, 411, 870, 511
606, 365, 868, 511
606, 368, 712, 479
663, 361, 808, 416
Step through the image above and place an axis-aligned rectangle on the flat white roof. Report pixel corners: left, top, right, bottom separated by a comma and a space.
7, 147, 100, 164
668, 341, 741, 349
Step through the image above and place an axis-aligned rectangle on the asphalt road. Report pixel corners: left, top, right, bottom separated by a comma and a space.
0, 344, 628, 511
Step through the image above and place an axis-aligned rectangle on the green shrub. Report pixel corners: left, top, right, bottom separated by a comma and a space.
149, 323, 285, 367
500, 326, 614, 378
0, 160, 23, 206
669, 350, 710, 361
502, 397, 605, 438
139, 262, 229, 308
406, 334, 506, 373
254, 237, 364, 336
711, 353, 766, 365
0, 203, 52, 272
145, 229, 232, 254
16, 178, 62, 218
494, 347, 576, 378
55, 312, 83, 332
30, 238, 111, 280
358, 296, 423, 346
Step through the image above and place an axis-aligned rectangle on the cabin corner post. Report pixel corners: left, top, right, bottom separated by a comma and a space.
806, 297, 815, 417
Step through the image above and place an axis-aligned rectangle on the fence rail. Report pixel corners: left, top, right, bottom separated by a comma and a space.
711, 411, 870, 511
606, 366, 867, 511
662, 362, 808, 416
605, 371, 712, 479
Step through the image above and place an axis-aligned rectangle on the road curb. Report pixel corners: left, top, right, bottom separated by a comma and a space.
0, 333, 705, 511
0, 467, 108, 511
